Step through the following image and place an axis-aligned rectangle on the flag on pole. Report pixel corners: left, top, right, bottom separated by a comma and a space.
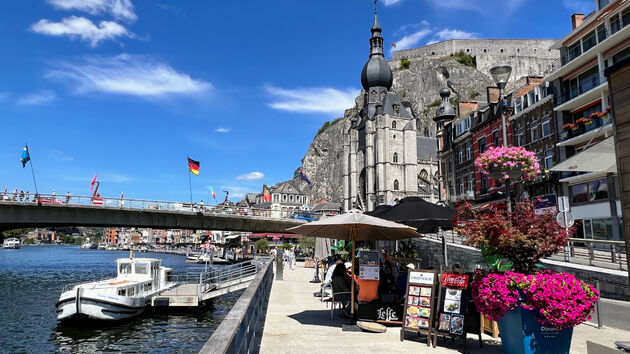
299, 168, 313, 189
90, 174, 98, 190
263, 184, 272, 202
210, 185, 216, 199
392, 42, 397, 48
188, 157, 200, 175
21, 145, 30, 167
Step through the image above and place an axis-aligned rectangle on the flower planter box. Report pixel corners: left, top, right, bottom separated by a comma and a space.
481, 315, 500, 338
497, 307, 573, 354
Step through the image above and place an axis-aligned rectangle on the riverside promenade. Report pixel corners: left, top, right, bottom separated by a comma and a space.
260, 262, 630, 354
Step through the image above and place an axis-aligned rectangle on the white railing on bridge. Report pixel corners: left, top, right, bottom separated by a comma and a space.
0, 193, 303, 220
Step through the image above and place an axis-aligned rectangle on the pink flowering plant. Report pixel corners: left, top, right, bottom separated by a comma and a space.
474, 146, 541, 180
456, 201, 599, 329
471, 270, 599, 329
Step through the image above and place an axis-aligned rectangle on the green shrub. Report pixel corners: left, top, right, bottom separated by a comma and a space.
453, 50, 476, 67
255, 239, 269, 252
399, 57, 411, 70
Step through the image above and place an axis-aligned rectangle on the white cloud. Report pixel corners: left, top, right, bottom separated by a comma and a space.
394, 28, 432, 50
50, 150, 74, 161
47, 0, 137, 22
215, 127, 231, 133
562, 0, 594, 13
427, 28, 477, 45
266, 85, 359, 115
235, 172, 264, 181
17, 90, 56, 105
31, 16, 132, 47
383, 0, 402, 5
46, 54, 212, 99
423, 0, 525, 16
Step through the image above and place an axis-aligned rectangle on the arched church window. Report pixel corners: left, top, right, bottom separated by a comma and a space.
380, 91, 386, 101
394, 180, 399, 191
370, 90, 377, 103
393, 152, 398, 163
392, 121, 397, 129
420, 169, 428, 182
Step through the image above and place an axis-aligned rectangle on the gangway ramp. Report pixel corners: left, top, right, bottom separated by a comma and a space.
151, 260, 265, 307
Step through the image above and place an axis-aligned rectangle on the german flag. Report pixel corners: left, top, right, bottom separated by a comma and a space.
188, 157, 200, 175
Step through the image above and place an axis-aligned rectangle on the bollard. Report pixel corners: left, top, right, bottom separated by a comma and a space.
595, 281, 603, 328
276, 251, 284, 280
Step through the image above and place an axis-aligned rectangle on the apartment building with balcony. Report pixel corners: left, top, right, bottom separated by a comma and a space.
544, 0, 627, 241
508, 78, 560, 201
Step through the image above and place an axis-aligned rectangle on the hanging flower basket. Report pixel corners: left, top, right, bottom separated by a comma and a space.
475, 146, 540, 181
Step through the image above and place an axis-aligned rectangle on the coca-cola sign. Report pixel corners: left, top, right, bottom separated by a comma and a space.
441, 273, 469, 288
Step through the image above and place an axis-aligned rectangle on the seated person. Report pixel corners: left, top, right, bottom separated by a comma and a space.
331, 263, 351, 304
323, 260, 342, 287
353, 261, 379, 303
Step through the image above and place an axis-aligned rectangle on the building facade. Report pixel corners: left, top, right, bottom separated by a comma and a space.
343, 11, 419, 211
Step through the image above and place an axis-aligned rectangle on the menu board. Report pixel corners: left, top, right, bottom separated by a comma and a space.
358, 251, 380, 280
400, 270, 437, 347
435, 273, 469, 338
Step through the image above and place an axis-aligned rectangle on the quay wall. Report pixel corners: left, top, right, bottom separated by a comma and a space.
199, 258, 273, 354
415, 237, 630, 301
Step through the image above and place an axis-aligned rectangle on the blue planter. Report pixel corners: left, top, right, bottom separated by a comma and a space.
497, 307, 573, 354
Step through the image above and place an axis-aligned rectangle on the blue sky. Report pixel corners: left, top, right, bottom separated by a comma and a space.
0, 0, 595, 202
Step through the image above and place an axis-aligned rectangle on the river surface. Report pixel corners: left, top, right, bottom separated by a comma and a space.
0, 246, 240, 353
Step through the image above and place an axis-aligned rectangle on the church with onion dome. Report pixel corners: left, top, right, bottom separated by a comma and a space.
342, 8, 423, 212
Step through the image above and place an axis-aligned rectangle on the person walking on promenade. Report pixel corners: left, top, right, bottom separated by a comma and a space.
3, 185, 7, 198
25, 191, 29, 202
52, 189, 56, 201
12, 188, 18, 201
19, 190, 24, 202
66, 192, 71, 204
118, 192, 124, 207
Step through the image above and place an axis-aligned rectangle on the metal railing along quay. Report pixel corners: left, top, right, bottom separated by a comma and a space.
423, 231, 627, 272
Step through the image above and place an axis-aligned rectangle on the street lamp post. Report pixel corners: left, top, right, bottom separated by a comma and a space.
433, 87, 457, 203
489, 64, 513, 212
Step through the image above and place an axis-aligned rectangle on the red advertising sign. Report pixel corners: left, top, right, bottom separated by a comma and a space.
441, 273, 469, 288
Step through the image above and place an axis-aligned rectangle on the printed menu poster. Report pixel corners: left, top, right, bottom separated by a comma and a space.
436, 273, 469, 336
358, 251, 380, 280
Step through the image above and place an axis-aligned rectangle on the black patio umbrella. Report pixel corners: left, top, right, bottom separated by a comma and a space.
365, 196, 456, 233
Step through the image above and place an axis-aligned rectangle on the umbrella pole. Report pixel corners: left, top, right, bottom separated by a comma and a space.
351, 227, 356, 316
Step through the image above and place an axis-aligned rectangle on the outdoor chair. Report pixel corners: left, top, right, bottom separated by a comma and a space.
320, 282, 332, 305
330, 291, 351, 319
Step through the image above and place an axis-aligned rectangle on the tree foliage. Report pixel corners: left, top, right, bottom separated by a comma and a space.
454, 201, 571, 273
255, 238, 269, 252
453, 50, 476, 67
298, 236, 316, 253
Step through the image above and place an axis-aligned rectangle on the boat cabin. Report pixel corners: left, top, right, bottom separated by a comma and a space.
113, 258, 173, 297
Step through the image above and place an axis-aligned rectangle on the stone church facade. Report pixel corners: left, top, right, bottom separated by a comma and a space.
343, 11, 421, 212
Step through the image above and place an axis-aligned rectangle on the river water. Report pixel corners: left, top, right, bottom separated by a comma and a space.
0, 246, 240, 353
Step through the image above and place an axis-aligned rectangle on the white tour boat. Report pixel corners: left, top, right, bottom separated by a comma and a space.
56, 256, 175, 321
2, 238, 20, 249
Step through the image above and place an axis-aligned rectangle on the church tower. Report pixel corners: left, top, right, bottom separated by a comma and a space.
343, 8, 418, 212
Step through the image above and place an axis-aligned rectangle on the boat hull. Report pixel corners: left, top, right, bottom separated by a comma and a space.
56, 290, 147, 321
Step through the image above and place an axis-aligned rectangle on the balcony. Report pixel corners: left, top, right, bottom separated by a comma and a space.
555, 81, 607, 112
557, 116, 613, 146
546, 15, 630, 81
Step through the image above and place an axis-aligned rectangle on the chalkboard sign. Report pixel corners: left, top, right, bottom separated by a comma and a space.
435, 273, 470, 350
400, 269, 437, 347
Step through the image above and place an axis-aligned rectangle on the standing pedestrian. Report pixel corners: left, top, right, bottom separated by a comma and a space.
25, 191, 29, 203
12, 188, 18, 201
118, 192, 124, 207
19, 190, 24, 202
52, 189, 56, 201
66, 192, 71, 204
3, 185, 7, 197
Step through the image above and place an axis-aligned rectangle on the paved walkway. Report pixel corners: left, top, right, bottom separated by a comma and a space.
260, 262, 630, 354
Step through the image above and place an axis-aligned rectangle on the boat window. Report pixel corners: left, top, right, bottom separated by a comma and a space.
145, 283, 152, 292
135, 263, 148, 274
165, 270, 172, 282
119, 263, 131, 274
128, 287, 135, 296
118, 288, 126, 296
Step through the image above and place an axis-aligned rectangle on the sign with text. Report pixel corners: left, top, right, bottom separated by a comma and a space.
401, 269, 438, 347
358, 251, 380, 280
441, 273, 469, 288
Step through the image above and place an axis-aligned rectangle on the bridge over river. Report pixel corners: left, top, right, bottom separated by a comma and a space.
0, 194, 305, 233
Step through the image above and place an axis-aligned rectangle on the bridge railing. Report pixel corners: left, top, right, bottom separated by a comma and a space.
0, 192, 307, 220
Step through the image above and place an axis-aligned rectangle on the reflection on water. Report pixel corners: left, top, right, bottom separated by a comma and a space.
0, 246, 240, 353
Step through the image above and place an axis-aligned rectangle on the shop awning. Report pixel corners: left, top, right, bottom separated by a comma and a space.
551, 136, 616, 173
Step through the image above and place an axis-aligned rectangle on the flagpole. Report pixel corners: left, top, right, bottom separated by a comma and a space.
187, 155, 193, 211
26, 144, 39, 196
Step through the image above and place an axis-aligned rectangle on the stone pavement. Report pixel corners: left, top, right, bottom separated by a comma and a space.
259, 262, 630, 354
